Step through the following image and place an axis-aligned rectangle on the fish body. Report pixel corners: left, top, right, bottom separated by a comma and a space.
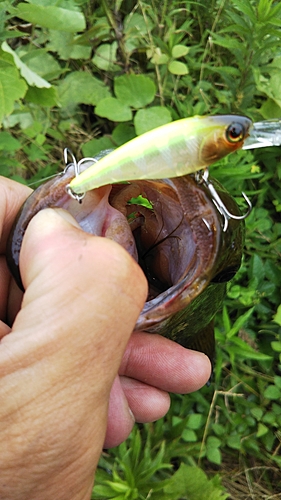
68, 115, 252, 194
7, 151, 244, 362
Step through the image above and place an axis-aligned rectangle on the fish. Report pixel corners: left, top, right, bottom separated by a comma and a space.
7, 152, 245, 363
68, 114, 252, 195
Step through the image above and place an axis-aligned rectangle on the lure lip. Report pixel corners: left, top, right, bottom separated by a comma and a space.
243, 118, 281, 149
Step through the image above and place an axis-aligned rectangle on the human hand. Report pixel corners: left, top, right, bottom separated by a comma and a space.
0, 178, 211, 500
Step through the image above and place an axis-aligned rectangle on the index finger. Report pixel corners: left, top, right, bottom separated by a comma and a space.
0, 177, 32, 254
120, 332, 212, 394
0, 178, 31, 325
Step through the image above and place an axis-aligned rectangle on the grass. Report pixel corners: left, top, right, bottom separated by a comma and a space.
1, 0, 281, 498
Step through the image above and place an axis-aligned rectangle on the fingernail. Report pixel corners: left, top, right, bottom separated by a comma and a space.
46, 208, 80, 229
128, 405, 135, 423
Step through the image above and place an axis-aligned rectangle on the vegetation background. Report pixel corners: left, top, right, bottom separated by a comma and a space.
1, 0, 281, 498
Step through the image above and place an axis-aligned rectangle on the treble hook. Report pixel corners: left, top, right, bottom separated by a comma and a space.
195, 169, 252, 232
63, 148, 85, 203
64, 148, 79, 177
63, 149, 100, 203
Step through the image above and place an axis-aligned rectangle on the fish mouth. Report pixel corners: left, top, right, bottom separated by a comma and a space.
110, 177, 221, 329
7, 165, 243, 355
63, 174, 243, 331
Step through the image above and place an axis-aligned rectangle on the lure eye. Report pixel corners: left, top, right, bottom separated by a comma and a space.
226, 122, 245, 143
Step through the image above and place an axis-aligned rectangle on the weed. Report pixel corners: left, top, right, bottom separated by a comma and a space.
1, 0, 281, 498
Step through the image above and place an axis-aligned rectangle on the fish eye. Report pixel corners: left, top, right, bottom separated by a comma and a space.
226, 122, 245, 143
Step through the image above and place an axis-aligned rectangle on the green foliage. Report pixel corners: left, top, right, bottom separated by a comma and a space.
1, 0, 281, 498
92, 427, 228, 499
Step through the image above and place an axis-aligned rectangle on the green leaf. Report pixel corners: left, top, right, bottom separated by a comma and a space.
260, 97, 281, 119
25, 86, 57, 106
147, 47, 169, 65
0, 132, 21, 151
207, 436, 221, 448
271, 341, 281, 352
168, 60, 188, 75
114, 74, 156, 109
211, 33, 244, 58
232, 0, 256, 23
222, 305, 231, 332
58, 72, 110, 107
47, 31, 91, 60
112, 124, 135, 146
212, 423, 226, 437
23, 142, 48, 162
0, 56, 27, 124
274, 376, 281, 389
264, 385, 281, 400
182, 428, 197, 442
226, 336, 272, 361
172, 44, 189, 58
250, 254, 265, 283
81, 137, 114, 157
134, 106, 172, 135
127, 195, 153, 210
187, 413, 203, 430
273, 304, 281, 326
23, 121, 43, 139
95, 97, 132, 122
206, 446, 222, 465
254, 66, 281, 108
93, 483, 119, 497
124, 12, 154, 37
232, 348, 272, 361
3, 110, 33, 130
226, 307, 255, 338
264, 260, 281, 285
257, 423, 269, 438
20, 49, 62, 80
250, 407, 263, 421
92, 43, 119, 72
2, 42, 51, 88
164, 464, 228, 499
14, 3, 86, 32
104, 480, 130, 493
262, 411, 277, 425
227, 434, 242, 450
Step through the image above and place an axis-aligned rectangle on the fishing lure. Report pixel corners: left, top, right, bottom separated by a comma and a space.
67, 114, 252, 196
243, 118, 281, 149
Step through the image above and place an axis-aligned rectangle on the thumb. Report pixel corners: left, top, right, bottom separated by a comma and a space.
16, 207, 147, 386
1, 208, 147, 498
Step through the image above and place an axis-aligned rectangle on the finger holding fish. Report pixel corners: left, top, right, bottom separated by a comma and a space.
6, 157, 246, 364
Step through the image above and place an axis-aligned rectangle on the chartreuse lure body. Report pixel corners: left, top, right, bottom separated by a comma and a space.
68, 114, 252, 195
